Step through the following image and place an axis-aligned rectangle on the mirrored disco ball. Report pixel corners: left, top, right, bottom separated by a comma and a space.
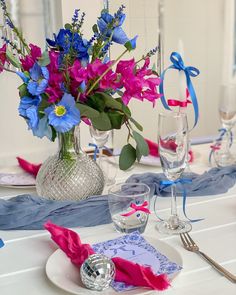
80, 254, 115, 291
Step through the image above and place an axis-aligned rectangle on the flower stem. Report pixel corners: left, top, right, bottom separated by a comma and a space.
86, 49, 128, 95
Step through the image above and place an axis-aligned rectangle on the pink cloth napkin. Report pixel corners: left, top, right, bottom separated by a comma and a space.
17, 157, 41, 177
145, 139, 194, 163
44, 221, 170, 291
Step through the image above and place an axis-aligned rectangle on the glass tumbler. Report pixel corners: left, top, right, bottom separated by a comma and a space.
108, 183, 150, 234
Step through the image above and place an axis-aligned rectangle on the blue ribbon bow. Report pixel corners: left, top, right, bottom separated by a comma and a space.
159, 52, 200, 128
0, 238, 4, 248
209, 128, 233, 164
157, 178, 203, 223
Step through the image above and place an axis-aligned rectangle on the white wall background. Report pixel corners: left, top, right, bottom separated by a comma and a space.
0, 0, 229, 165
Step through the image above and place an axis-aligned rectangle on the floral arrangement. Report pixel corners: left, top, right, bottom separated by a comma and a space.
0, 1, 161, 170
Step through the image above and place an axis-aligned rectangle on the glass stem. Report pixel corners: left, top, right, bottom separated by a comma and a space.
168, 183, 180, 229
224, 129, 231, 155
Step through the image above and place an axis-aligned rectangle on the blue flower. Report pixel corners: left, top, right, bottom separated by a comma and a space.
27, 63, 49, 96
18, 95, 41, 129
47, 29, 90, 63
45, 93, 81, 133
32, 115, 52, 140
97, 11, 137, 47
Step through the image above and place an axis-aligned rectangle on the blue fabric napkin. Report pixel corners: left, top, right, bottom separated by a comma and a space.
1, 166, 236, 230
0, 194, 111, 230
127, 165, 236, 197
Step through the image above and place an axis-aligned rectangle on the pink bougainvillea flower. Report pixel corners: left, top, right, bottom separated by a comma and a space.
69, 59, 87, 83
20, 43, 42, 71
116, 58, 161, 105
45, 51, 64, 103
0, 44, 7, 72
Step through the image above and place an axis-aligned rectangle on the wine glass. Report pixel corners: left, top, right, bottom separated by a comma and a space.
89, 125, 117, 186
156, 112, 192, 235
214, 85, 236, 166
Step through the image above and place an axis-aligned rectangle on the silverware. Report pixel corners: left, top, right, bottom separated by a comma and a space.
180, 232, 236, 283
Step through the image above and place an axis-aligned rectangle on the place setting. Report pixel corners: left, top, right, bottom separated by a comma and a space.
0, 0, 236, 294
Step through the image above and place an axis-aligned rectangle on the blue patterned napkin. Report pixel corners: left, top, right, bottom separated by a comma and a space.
92, 231, 181, 292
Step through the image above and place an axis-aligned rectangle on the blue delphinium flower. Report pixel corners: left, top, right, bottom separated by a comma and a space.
45, 93, 81, 133
46, 29, 89, 63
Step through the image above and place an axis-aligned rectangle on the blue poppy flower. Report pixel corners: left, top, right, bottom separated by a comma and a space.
18, 95, 41, 130
32, 115, 52, 140
27, 63, 49, 96
45, 93, 81, 133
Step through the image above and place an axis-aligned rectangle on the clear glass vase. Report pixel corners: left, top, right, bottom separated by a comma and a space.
36, 125, 105, 201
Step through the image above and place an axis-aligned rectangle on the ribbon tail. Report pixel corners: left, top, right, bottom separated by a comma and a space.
182, 185, 203, 223
186, 73, 199, 129
159, 68, 172, 111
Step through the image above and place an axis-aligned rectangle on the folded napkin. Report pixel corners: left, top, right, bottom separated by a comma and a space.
145, 139, 194, 162
45, 221, 170, 291
127, 165, 236, 197
0, 194, 112, 230
17, 157, 41, 177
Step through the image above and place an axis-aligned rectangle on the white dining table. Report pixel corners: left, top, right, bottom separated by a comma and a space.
0, 144, 236, 295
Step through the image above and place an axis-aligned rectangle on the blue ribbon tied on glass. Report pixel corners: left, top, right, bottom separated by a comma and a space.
88, 143, 113, 161
159, 52, 200, 128
159, 178, 203, 222
0, 238, 4, 248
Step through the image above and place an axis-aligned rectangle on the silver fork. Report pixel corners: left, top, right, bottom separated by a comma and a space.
180, 232, 236, 283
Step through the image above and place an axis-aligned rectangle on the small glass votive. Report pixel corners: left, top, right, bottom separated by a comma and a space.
108, 183, 151, 234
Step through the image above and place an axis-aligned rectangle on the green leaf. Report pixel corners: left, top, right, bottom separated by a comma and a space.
91, 112, 112, 131
6, 49, 21, 68
76, 103, 100, 118
18, 83, 29, 97
38, 95, 51, 113
64, 23, 72, 30
136, 146, 142, 162
133, 131, 149, 156
92, 24, 98, 34
51, 126, 57, 142
108, 111, 124, 129
96, 92, 123, 110
130, 117, 143, 131
38, 51, 50, 66
119, 144, 136, 170
88, 93, 106, 112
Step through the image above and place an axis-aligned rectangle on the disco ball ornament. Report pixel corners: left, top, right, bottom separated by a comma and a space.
80, 254, 116, 291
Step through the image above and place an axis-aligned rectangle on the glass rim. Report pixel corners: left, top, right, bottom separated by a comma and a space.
108, 182, 150, 197
158, 111, 187, 119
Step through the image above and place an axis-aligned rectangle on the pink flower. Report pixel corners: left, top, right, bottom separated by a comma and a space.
20, 43, 42, 71
0, 44, 7, 73
69, 59, 87, 83
46, 51, 64, 103
116, 58, 161, 106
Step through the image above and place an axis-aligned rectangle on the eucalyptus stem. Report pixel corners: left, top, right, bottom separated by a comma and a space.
86, 49, 128, 96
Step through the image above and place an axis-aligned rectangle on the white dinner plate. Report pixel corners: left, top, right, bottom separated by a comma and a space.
139, 155, 161, 167
0, 166, 36, 188
45, 236, 182, 295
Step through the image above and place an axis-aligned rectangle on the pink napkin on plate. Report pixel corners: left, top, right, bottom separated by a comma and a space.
44, 221, 170, 291
17, 157, 41, 177
145, 139, 194, 163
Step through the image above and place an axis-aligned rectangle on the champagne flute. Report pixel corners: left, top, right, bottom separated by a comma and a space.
156, 112, 192, 235
215, 85, 236, 166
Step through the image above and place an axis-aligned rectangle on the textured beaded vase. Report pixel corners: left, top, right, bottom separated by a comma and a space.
36, 125, 105, 201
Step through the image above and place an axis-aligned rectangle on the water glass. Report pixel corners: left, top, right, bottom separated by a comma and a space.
108, 183, 150, 234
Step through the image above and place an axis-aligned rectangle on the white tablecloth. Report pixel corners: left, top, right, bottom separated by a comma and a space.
0, 144, 236, 294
